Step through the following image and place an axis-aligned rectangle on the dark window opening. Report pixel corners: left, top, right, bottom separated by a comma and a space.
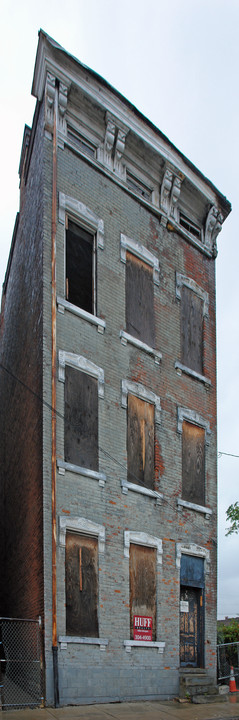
180, 213, 201, 240
129, 544, 156, 641
66, 532, 99, 637
126, 251, 155, 348
126, 172, 152, 201
181, 285, 203, 374
127, 394, 155, 490
66, 219, 96, 314
64, 365, 98, 471
182, 420, 205, 506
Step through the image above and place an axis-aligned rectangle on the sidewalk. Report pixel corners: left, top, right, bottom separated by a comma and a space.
1, 697, 239, 720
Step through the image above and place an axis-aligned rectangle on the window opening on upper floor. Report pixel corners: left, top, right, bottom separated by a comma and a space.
179, 213, 201, 240
64, 365, 98, 471
126, 251, 155, 348
67, 127, 96, 158
182, 420, 205, 506
126, 171, 152, 201
66, 218, 97, 315
181, 285, 203, 375
127, 393, 155, 491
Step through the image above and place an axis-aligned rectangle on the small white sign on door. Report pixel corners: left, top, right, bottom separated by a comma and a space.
180, 600, 189, 613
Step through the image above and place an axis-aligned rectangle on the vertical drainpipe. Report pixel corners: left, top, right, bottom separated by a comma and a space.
51, 79, 59, 708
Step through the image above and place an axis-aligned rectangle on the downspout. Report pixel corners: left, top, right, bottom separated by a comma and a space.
51, 79, 59, 708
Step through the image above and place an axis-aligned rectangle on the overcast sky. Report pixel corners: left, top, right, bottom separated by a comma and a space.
1, 0, 239, 619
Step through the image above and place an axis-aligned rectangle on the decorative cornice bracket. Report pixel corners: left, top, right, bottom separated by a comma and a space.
45, 72, 56, 131
58, 82, 68, 135
160, 164, 183, 222
97, 111, 129, 178
204, 205, 223, 256
44, 73, 70, 135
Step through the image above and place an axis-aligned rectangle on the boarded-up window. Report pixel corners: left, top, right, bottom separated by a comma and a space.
129, 544, 156, 640
66, 532, 98, 637
64, 365, 98, 471
182, 421, 205, 505
66, 219, 96, 314
127, 394, 154, 490
181, 286, 203, 374
126, 251, 155, 348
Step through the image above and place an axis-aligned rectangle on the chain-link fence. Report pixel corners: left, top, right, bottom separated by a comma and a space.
0, 617, 43, 710
217, 641, 239, 686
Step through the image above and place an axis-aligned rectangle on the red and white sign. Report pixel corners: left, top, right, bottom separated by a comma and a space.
133, 615, 152, 641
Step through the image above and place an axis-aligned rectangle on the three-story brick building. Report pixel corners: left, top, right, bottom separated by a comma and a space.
0, 30, 231, 706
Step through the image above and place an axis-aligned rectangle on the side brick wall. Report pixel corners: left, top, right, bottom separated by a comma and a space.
0, 103, 44, 622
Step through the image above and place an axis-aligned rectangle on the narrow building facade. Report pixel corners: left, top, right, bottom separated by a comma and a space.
0, 31, 231, 706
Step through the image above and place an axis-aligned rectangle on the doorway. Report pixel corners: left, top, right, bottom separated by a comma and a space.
180, 555, 204, 668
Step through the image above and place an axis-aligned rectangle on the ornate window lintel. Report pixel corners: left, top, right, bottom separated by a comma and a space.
120, 234, 159, 285
176, 542, 210, 573
59, 516, 105, 553
177, 406, 211, 445
121, 380, 161, 424
58, 192, 104, 249
176, 272, 209, 317
124, 530, 162, 564
58, 350, 104, 398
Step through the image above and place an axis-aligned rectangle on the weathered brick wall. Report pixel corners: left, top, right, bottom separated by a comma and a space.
49, 145, 217, 703
0, 103, 44, 622
0, 103, 218, 703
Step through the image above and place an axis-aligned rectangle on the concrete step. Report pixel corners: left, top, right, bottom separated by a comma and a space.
179, 672, 220, 699
192, 693, 228, 704
184, 676, 216, 689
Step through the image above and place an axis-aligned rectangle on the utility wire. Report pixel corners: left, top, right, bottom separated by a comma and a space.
0, 360, 225, 536
1, 359, 236, 461
218, 451, 239, 459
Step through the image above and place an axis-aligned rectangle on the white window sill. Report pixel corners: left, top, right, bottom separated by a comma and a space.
57, 296, 106, 334
57, 459, 106, 487
121, 478, 163, 505
120, 331, 162, 365
124, 640, 165, 654
177, 498, 212, 519
175, 361, 211, 387
59, 636, 108, 651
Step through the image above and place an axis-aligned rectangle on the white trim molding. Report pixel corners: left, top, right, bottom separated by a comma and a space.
176, 272, 209, 317
124, 640, 165, 654
57, 296, 106, 334
121, 478, 163, 504
176, 542, 210, 574
59, 636, 108, 651
59, 516, 105, 553
58, 191, 104, 249
120, 330, 162, 365
177, 406, 211, 445
177, 498, 212, 520
57, 459, 106, 487
120, 233, 159, 285
121, 380, 161, 424
174, 361, 211, 388
58, 350, 104, 398
124, 531, 163, 564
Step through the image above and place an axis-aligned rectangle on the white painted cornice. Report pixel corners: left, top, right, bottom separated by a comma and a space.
32, 31, 231, 218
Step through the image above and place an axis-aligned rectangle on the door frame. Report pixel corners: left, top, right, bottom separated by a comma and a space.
180, 585, 204, 668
